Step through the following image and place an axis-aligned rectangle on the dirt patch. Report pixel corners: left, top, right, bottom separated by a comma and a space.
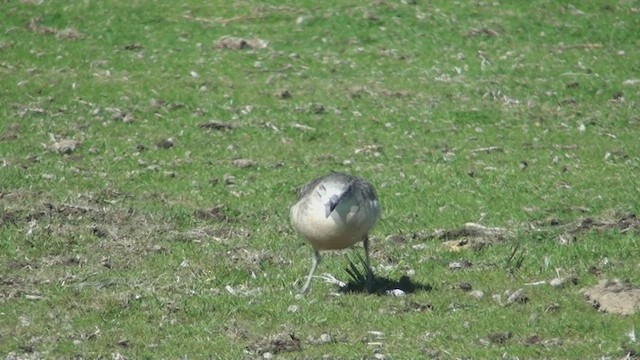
226, 247, 283, 273
466, 27, 499, 37
222, 318, 251, 341
569, 213, 639, 235
0, 192, 244, 263
0, 131, 18, 141
197, 120, 236, 130
523, 213, 638, 244
49, 135, 81, 154
553, 213, 640, 244
214, 36, 268, 50
246, 332, 301, 356
486, 332, 512, 344
522, 335, 563, 347
581, 279, 640, 315
27, 17, 83, 40
414, 222, 512, 250
392, 300, 433, 314
193, 206, 229, 222
174, 226, 250, 244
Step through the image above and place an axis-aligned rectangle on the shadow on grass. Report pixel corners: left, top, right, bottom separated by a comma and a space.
337, 254, 432, 295
338, 274, 432, 295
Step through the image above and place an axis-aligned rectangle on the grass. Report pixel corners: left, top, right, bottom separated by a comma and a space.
1, 0, 639, 358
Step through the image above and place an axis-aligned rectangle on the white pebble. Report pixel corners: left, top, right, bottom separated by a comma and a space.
386, 289, 406, 297
549, 278, 565, 288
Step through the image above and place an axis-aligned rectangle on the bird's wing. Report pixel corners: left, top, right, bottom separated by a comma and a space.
318, 181, 354, 218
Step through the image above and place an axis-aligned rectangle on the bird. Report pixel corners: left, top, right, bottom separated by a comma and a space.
290, 172, 381, 293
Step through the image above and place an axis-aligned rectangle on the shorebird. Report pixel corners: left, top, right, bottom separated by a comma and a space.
290, 172, 381, 293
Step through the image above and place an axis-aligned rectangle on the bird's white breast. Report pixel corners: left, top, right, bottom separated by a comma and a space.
291, 185, 380, 251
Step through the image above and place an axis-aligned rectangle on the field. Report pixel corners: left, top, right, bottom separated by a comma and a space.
1, 0, 639, 358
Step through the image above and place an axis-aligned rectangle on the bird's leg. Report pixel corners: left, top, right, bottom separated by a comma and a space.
300, 250, 321, 294
363, 235, 374, 293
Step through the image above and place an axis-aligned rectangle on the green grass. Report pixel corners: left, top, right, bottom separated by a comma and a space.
1, 0, 639, 358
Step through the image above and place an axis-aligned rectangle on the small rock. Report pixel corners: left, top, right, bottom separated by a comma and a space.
488, 332, 512, 344
262, 352, 273, 359
307, 333, 334, 345
198, 120, 235, 130
319, 333, 332, 344
469, 290, 484, 299
386, 289, 406, 297
523, 335, 541, 345
223, 174, 236, 185
507, 288, 529, 304
367, 330, 384, 339
545, 302, 560, 312
448, 260, 472, 270
117, 339, 130, 347
588, 266, 603, 275
51, 138, 81, 154
278, 89, 292, 99
233, 159, 254, 168
405, 301, 432, 312
519, 160, 528, 170
385, 234, 406, 243
150, 245, 165, 253
287, 305, 299, 313
542, 338, 563, 346
458, 282, 472, 291
623, 79, 640, 86
156, 138, 174, 149
492, 294, 502, 304
549, 277, 565, 288
310, 103, 325, 114
214, 36, 268, 50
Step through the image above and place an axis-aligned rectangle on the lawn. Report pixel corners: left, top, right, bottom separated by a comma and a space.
1, 0, 639, 358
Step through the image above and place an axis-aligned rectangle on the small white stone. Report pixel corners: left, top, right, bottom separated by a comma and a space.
549, 278, 565, 288
492, 294, 502, 304
386, 289, 406, 297
319, 333, 332, 343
